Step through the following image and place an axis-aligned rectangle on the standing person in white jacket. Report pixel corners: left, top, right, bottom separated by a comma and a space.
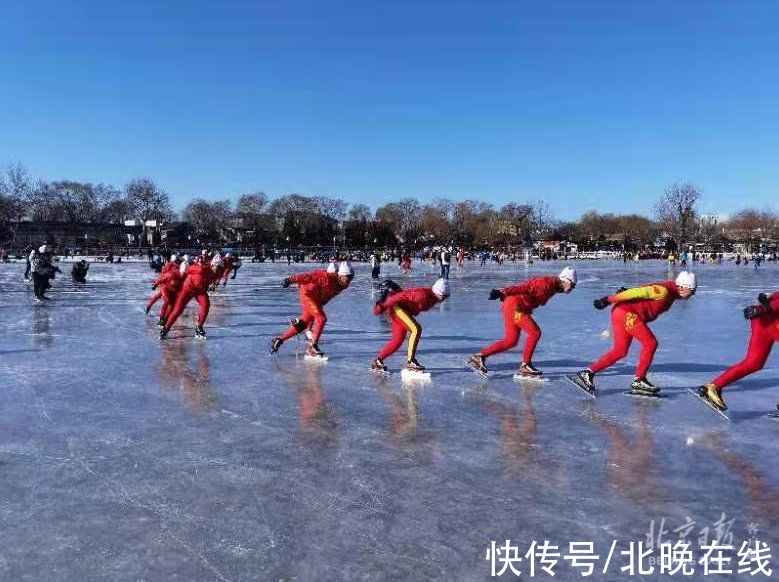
439, 247, 451, 280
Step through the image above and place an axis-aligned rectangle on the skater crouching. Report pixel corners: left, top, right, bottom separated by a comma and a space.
160, 255, 223, 339
146, 254, 182, 316
370, 278, 451, 373
269, 262, 355, 359
150, 257, 184, 328
698, 290, 779, 412
573, 271, 697, 396
468, 267, 577, 377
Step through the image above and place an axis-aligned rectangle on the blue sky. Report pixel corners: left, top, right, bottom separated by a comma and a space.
1, 0, 777, 219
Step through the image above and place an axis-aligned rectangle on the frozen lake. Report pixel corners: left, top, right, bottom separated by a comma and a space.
1, 258, 778, 581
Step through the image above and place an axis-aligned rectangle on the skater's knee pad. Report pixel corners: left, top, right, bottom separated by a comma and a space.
292, 319, 308, 333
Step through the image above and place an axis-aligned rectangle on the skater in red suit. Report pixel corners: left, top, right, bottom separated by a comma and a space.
159, 255, 223, 339
699, 290, 779, 411
145, 255, 182, 316
151, 257, 184, 327
573, 271, 697, 396
370, 278, 451, 373
219, 253, 235, 287
468, 267, 577, 377
269, 262, 354, 358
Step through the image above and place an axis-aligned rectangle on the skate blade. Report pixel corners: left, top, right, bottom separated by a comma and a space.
623, 391, 665, 399
767, 412, 779, 420
686, 389, 730, 421
513, 374, 548, 383
463, 359, 488, 379
370, 368, 392, 378
565, 374, 597, 398
401, 369, 431, 383
304, 354, 329, 363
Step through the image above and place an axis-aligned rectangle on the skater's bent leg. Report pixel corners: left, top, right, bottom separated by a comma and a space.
159, 291, 171, 318
589, 310, 632, 373
309, 307, 327, 344
147, 291, 162, 310
519, 315, 541, 363
713, 321, 775, 389
378, 318, 407, 361
163, 290, 193, 331
393, 307, 421, 361
279, 312, 312, 341
632, 321, 658, 378
195, 293, 210, 326
480, 305, 522, 357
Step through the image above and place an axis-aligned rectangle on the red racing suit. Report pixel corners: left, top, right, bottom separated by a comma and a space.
374, 287, 441, 361
279, 270, 348, 344
162, 262, 217, 331
151, 265, 183, 319
480, 276, 560, 363
589, 281, 683, 378
147, 260, 181, 312
713, 291, 779, 389
220, 256, 235, 285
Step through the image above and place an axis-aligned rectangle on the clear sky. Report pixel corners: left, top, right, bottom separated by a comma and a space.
1, 0, 777, 219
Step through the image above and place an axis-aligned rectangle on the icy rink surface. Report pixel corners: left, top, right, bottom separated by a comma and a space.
1, 259, 778, 581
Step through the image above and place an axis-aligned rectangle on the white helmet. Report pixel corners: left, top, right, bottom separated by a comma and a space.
225, 253, 232, 259
211, 255, 224, 268
338, 261, 354, 277
676, 270, 697, 290
182, 254, 191, 264
38, 245, 48, 253
558, 266, 577, 285
432, 278, 451, 298
327, 262, 338, 273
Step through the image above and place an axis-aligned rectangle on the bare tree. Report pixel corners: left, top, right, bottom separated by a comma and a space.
234, 192, 269, 242
47, 181, 101, 223
236, 192, 268, 215
726, 208, 779, 251
655, 183, 701, 251
496, 203, 533, 243
125, 178, 174, 246
530, 199, 556, 239
1, 164, 33, 239
313, 196, 347, 222
99, 197, 134, 224
125, 178, 174, 224
347, 204, 372, 223
183, 198, 234, 241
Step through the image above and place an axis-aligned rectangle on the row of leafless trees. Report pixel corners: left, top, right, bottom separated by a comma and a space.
0, 163, 173, 227
1, 164, 776, 249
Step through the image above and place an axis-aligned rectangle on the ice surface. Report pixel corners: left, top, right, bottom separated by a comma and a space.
1, 259, 778, 581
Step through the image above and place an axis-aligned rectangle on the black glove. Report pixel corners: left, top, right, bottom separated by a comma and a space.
616, 286, 628, 293
152, 284, 158, 291
593, 297, 610, 310
488, 289, 504, 301
282, 277, 292, 288
744, 305, 764, 320
758, 293, 770, 307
